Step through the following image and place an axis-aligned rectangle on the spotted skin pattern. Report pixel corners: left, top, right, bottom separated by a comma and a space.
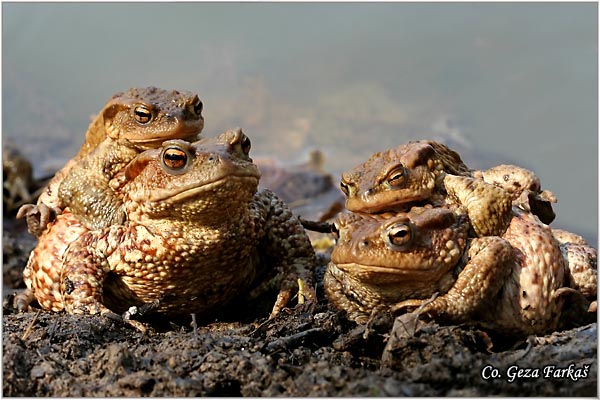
20, 129, 316, 319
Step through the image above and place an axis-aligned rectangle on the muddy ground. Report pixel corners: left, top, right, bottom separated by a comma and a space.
2, 217, 597, 397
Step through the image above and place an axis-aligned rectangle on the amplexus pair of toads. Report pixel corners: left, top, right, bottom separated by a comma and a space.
17, 87, 317, 321
326, 140, 596, 336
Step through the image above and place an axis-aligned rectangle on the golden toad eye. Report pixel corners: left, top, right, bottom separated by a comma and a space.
331, 222, 340, 239
385, 223, 412, 248
340, 181, 350, 196
188, 96, 203, 117
133, 105, 153, 124
240, 134, 251, 155
193, 99, 203, 116
386, 165, 407, 187
161, 147, 189, 172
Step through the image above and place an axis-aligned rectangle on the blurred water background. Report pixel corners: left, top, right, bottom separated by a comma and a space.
3, 2, 597, 243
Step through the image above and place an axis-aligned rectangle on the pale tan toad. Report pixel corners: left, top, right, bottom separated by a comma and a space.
20, 129, 316, 320
325, 206, 596, 335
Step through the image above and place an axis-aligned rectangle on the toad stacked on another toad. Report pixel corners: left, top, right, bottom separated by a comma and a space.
326, 205, 597, 335
339, 140, 556, 236
18, 87, 205, 234
19, 129, 317, 320
326, 140, 596, 336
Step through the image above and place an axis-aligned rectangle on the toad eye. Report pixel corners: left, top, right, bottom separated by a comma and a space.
331, 222, 340, 239
133, 105, 153, 124
240, 134, 251, 155
340, 181, 351, 197
384, 223, 413, 248
161, 146, 190, 173
189, 97, 203, 117
386, 165, 407, 187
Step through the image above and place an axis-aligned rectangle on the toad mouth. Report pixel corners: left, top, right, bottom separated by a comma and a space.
149, 173, 260, 203
127, 131, 200, 146
333, 262, 443, 275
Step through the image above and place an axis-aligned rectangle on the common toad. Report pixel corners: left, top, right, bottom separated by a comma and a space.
339, 140, 562, 237
325, 206, 595, 335
20, 129, 316, 319
17, 87, 204, 234
324, 206, 509, 324
340, 141, 470, 213
340, 140, 513, 237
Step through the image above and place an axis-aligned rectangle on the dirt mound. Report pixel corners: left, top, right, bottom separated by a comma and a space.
3, 297, 596, 396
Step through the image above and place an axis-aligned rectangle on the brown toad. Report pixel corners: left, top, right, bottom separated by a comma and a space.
340, 141, 470, 213
18, 87, 204, 234
324, 206, 514, 325
326, 206, 595, 335
340, 140, 513, 237
20, 129, 316, 320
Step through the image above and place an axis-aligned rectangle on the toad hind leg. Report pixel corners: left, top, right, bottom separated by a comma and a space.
560, 242, 597, 301
392, 236, 515, 322
59, 236, 112, 315
16, 159, 76, 236
14, 288, 36, 312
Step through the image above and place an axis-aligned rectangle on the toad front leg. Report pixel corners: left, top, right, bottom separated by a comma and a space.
57, 141, 132, 230
392, 236, 515, 322
474, 164, 557, 224
443, 174, 513, 237
16, 159, 77, 236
